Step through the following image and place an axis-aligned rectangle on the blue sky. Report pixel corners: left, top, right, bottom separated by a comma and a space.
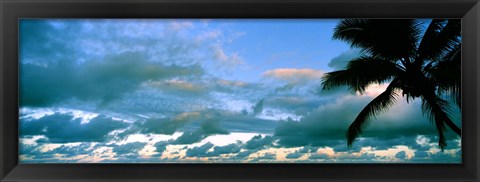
19, 19, 461, 163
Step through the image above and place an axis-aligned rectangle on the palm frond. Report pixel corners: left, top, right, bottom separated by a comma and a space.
416, 19, 447, 62
346, 79, 400, 147
333, 19, 421, 60
421, 92, 461, 150
426, 44, 461, 108
322, 56, 402, 93
416, 19, 461, 64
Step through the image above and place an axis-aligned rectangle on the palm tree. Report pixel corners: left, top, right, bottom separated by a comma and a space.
321, 19, 461, 150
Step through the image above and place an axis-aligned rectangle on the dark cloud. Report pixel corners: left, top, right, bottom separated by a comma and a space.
115, 110, 249, 142
274, 96, 370, 147
19, 20, 81, 65
266, 96, 324, 115
274, 94, 461, 149
172, 130, 206, 145
174, 141, 243, 158
137, 117, 189, 135
215, 114, 277, 133
414, 151, 430, 158
20, 113, 129, 143
171, 115, 231, 145
209, 143, 243, 156
309, 153, 330, 160
20, 142, 94, 163
154, 141, 170, 155
252, 99, 265, 115
111, 142, 147, 156
177, 135, 277, 159
20, 20, 209, 108
199, 118, 230, 135
234, 150, 257, 159
395, 151, 407, 159
335, 153, 378, 162
172, 126, 229, 145
339, 136, 417, 151
285, 152, 303, 159
185, 142, 215, 157
244, 135, 275, 150
410, 151, 461, 163
20, 52, 204, 107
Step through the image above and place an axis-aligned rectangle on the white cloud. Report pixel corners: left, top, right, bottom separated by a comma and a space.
263, 68, 324, 84
202, 132, 263, 146
358, 83, 389, 97
212, 44, 244, 68
113, 133, 183, 145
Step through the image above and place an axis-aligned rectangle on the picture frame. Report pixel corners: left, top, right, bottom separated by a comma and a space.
1, 0, 479, 181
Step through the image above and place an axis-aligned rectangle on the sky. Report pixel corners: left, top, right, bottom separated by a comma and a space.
19, 19, 461, 163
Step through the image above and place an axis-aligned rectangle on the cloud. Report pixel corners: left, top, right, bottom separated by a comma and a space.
153, 141, 170, 155
262, 96, 327, 117
18, 19, 462, 164
274, 92, 461, 148
309, 153, 329, 160
20, 113, 129, 143
111, 142, 147, 159
134, 112, 203, 135
174, 135, 277, 159
172, 123, 229, 145
263, 68, 324, 85
209, 143, 243, 155
244, 135, 275, 150
185, 142, 215, 157
252, 153, 277, 161
285, 152, 304, 159
285, 146, 318, 159
274, 96, 368, 147
414, 151, 430, 158
20, 52, 204, 107
410, 149, 461, 163
211, 44, 244, 68
115, 109, 278, 144
328, 49, 362, 70
167, 115, 229, 145
20, 142, 96, 163
234, 150, 258, 159
137, 118, 186, 135
146, 79, 206, 95
20, 20, 81, 65
20, 20, 241, 108
252, 99, 265, 115
395, 151, 407, 159
170, 131, 205, 145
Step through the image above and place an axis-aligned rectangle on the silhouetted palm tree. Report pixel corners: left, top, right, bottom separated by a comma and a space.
322, 19, 461, 150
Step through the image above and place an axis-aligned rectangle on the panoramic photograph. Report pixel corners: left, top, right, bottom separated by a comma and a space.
19, 19, 461, 163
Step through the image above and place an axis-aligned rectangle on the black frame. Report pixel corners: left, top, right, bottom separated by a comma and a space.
1, 0, 479, 181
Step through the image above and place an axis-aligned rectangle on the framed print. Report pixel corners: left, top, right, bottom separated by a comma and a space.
1, 0, 479, 181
